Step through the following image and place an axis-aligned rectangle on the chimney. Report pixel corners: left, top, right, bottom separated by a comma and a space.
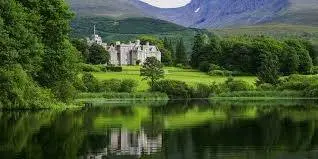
115, 41, 121, 46
146, 42, 149, 46
136, 40, 140, 45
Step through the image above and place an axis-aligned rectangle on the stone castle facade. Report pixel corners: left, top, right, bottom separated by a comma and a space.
87, 26, 161, 65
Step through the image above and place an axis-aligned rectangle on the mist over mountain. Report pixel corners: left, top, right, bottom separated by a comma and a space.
68, 0, 318, 28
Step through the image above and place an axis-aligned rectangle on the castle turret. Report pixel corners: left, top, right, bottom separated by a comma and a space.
136, 40, 141, 45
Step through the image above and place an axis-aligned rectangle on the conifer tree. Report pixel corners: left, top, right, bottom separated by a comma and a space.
191, 33, 205, 68
175, 38, 188, 65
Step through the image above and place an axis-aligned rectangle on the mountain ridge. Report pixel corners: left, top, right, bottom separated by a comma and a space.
68, 0, 318, 28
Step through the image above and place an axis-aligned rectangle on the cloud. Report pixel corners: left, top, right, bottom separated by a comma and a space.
139, 0, 191, 8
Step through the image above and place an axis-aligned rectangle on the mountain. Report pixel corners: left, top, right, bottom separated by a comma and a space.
133, 0, 288, 28
68, 0, 318, 28
67, 0, 144, 17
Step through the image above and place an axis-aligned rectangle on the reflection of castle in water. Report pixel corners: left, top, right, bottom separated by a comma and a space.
82, 128, 162, 159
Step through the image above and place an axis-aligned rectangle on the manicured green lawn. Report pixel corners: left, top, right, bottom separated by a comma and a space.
92, 66, 257, 92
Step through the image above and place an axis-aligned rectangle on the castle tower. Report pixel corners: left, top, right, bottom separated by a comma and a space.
94, 25, 96, 36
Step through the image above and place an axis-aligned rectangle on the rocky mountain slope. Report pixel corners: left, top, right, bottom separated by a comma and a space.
68, 0, 318, 28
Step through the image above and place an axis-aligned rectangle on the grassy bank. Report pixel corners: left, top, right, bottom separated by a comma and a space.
211, 90, 318, 100
76, 92, 169, 101
215, 90, 304, 98
92, 66, 256, 91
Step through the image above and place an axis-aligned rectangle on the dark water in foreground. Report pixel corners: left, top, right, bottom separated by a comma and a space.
2, 100, 318, 159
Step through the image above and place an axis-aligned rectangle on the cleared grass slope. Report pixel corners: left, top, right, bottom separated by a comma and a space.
92, 66, 256, 92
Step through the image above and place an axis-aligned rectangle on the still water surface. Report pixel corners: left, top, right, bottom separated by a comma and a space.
1, 100, 318, 159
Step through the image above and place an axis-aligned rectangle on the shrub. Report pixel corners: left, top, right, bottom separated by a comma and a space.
77, 92, 168, 100
191, 83, 219, 98
119, 79, 139, 93
0, 65, 56, 109
208, 70, 232, 76
277, 74, 313, 91
182, 65, 192, 69
208, 70, 225, 76
151, 80, 191, 98
209, 64, 223, 71
74, 76, 86, 92
220, 77, 254, 92
79, 63, 102, 72
82, 73, 99, 92
199, 61, 210, 72
312, 66, 318, 75
52, 81, 77, 103
99, 79, 138, 93
99, 79, 122, 92
304, 83, 318, 97
176, 63, 184, 68
257, 83, 275, 91
217, 90, 303, 98
105, 66, 123, 72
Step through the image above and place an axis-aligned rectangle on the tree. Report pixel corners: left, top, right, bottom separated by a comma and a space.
190, 33, 205, 68
301, 40, 318, 65
162, 37, 173, 65
257, 51, 280, 85
175, 38, 187, 65
284, 39, 313, 74
140, 57, 165, 88
71, 38, 89, 62
280, 45, 299, 75
88, 43, 110, 64
0, 0, 80, 107
167, 39, 175, 62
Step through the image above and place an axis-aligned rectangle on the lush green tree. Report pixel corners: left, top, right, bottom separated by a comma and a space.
301, 40, 318, 65
284, 39, 313, 74
140, 57, 165, 88
71, 38, 89, 62
161, 48, 173, 66
190, 33, 205, 68
175, 38, 188, 65
199, 35, 222, 65
230, 41, 255, 73
33, 0, 81, 101
162, 37, 174, 65
88, 43, 110, 65
0, 0, 82, 107
139, 35, 161, 46
167, 40, 175, 62
280, 44, 300, 75
82, 73, 99, 92
257, 51, 280, 85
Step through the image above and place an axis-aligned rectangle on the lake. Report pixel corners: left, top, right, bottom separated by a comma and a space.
1, 99, 318, 159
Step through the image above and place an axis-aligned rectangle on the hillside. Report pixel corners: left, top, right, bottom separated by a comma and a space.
211, 24, 318, 50
67, 0, 144, 17
71, 16, 202, 52
211, 24, 318, 41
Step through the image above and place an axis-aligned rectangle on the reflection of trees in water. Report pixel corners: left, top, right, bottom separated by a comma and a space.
0, 110, 85, 159
163, 108, 318, 159
0, 111, 59, 159
2, 102, 318, 158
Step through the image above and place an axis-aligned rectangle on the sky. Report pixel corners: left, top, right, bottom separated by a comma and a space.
139, 0, 191, 8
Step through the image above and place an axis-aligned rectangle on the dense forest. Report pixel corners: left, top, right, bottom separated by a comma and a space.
189, 34, 318, 84
0, 0, 79, 109
191, 34, 317, 72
